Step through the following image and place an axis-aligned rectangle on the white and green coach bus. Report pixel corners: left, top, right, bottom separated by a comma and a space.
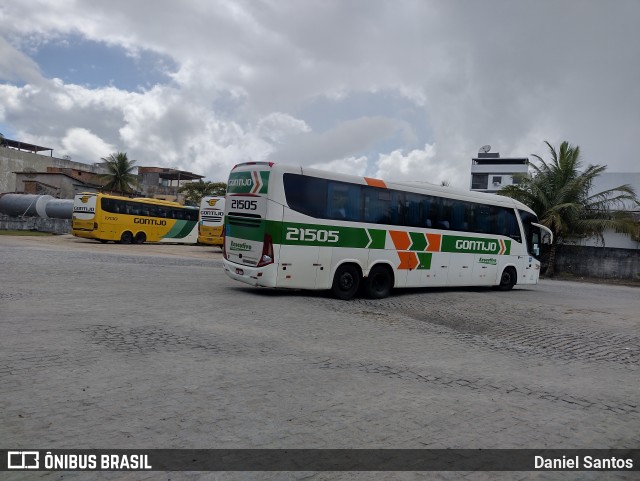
222, 162, 552, 300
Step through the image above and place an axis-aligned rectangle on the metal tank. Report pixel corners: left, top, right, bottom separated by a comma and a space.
0, 194, 72, 219
44, 198, 73, 219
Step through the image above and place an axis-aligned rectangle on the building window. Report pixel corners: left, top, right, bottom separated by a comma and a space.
492, 176, 502, 186
471, 174, 488, 190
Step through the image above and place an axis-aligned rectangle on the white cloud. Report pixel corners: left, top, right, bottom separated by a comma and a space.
310, 156, 368, 177
61, 128, 115, 161
374, 144, 462, 188
269, 116, 407, 166
0, 0, 639, 188
256, 112, 310, 142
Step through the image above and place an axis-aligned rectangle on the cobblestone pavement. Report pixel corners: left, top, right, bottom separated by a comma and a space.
1, 235, 638, 481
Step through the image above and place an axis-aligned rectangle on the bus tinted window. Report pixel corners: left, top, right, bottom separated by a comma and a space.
327, 181, 361, 220
100, 196, 198, 221
283, 173, 522, 240
284, 174, 327, 218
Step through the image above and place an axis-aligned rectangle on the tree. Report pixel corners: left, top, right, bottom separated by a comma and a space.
500, 141, 638, 276
178, 181, 227, 205
99, 152, 139, 194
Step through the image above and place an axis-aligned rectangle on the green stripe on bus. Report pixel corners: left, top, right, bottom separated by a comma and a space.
368, 229, 386, 249
441, 235, 511, 255
409, 231, 427, 251
417, 252, 433, 270
238, 219, 512, 255
163, 220, 196, 239
227, 171, 270, 194
269, 221, 370, 248
175, 220, 197, 238
229, 219, 266, 242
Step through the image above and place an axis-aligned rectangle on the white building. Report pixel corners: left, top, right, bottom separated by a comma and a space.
469, 148, 639, 250
470, 149, 529, 193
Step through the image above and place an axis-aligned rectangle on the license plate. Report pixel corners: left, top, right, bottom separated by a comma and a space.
235, 268, 244, 275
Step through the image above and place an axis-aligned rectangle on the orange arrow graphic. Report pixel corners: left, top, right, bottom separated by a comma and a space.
425, 233, 442, 252
397, 251, 419, 270
390, 230, 411, 251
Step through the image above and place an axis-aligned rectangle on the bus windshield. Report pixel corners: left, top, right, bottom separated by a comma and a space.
518, 210, 544, 259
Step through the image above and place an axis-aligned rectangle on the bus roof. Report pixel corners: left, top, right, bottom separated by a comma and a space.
229, 163, 536, 216
77, 192, 195, 208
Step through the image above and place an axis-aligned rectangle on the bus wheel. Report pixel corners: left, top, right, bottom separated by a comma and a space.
331, 264, 360, 300
120, 231, 133, 244
497, 267, 517, 291
134, 232, 146, 244
365, 265, 393, 299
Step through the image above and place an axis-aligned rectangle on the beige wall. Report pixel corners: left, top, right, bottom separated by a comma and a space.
0, 147, 102, 194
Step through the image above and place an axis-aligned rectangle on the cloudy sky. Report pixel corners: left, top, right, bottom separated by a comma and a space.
1, 1, 638, 187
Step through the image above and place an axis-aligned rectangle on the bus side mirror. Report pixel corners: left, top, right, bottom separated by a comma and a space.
532, 223, 553, 245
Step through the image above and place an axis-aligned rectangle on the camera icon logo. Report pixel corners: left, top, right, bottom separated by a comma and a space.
7, 451, 39, 469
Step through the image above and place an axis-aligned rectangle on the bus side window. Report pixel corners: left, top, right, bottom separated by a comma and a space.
474, 205, 491, 233
187, 209, 198, 221
421, 196, 432, 227
283, 173, 327, 218
405, 193, 423, 228
363, 187, 390, 224
390, 191, 405, 226
132, 203, 142, 216
434, 198, 452, 230
451, 202, 465, 231
327, 182, 360, 221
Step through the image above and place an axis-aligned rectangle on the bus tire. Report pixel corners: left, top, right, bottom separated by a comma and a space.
331, 264, 360, 300
497, 267, 517, 291
365, 264, 393, 299
120, 231, 133, 244
134, 232, 147, 244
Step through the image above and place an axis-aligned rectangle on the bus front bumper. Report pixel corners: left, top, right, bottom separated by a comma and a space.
223, 259, 277, 287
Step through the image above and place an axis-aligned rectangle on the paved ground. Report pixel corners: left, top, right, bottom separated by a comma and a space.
1, 235, 638, 481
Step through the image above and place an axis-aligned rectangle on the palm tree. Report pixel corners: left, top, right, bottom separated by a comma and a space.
178, 181, 227, 205
99, 152, 139, 194
500, 141, 638, 276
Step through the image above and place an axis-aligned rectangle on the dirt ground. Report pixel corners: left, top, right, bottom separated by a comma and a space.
0, 233, 224, 260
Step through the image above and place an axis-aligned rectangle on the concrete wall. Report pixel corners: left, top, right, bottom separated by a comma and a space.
0, 214, 71, 234
555, 245, 640, 280
574, 229, 640, 250
0, 147, 102, 194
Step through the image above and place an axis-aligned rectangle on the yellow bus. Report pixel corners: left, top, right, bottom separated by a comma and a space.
72, 192, 199, 244
197, 196, 225, 246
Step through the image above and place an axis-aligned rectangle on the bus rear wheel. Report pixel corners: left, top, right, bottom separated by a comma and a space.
497, 267, 517, 291
364, 264, 393, 299
120, 231, 133, 244
134, 232, 147, 244
331, 264, 360, 300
